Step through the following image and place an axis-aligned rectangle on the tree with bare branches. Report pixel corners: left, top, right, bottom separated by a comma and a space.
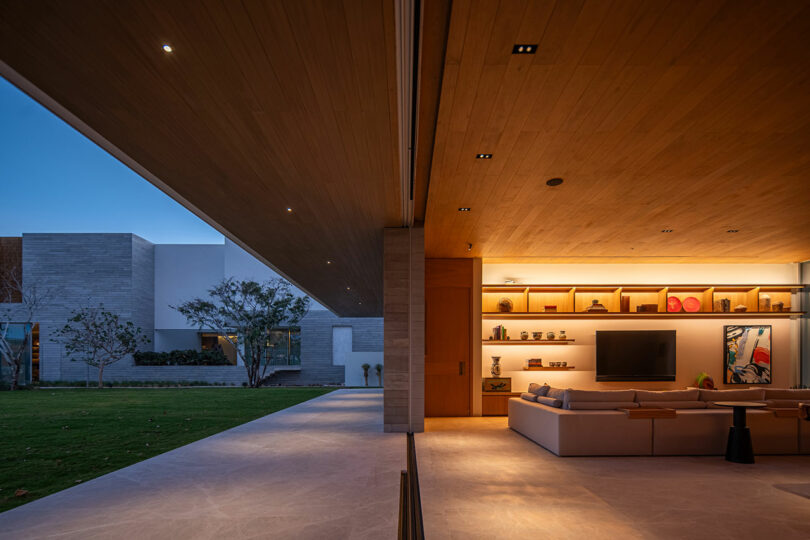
53, 305, 150, 388
173, 278, 309, 388
0, 269, 50, 390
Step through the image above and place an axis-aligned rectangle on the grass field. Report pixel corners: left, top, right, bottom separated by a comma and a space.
0, 387, 334, 513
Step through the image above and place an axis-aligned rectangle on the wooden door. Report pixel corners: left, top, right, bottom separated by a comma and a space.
425, 286, 470, 416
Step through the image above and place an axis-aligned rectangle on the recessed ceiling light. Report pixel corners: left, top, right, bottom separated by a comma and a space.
458, 207, 471, 212
727, 229, 739, 233
475, 154, 493, 159
512, 44, 538, 55
661, 229, 673, 233
546, 177, 563, 186
162, 44, 173, 53
286, 207, 292, 213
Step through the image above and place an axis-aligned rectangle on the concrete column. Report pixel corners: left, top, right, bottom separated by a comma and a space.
383, 227, 424, 433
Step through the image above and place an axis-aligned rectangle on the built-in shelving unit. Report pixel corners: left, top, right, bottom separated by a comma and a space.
523, 366, 575, 371
482, 284, 804, 319
483, 339, 575, 345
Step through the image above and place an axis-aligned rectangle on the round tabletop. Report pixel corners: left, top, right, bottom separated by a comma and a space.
714, 401, 767, 408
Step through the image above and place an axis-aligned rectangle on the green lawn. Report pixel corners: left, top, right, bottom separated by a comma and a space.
0, 387, 334, 513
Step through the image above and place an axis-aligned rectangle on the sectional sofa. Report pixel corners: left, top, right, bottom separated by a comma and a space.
508, 386, 810, 457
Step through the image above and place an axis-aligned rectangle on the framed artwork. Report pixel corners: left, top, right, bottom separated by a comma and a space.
723, 325, 771, 384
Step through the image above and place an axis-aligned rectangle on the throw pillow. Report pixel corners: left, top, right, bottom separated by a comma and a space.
528, 383, 550, 396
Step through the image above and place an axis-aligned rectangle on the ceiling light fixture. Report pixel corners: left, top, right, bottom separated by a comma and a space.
475, 154, 493, 159
162, 44, 173, 53
546, 177, 564, 186
512, 44, 538, 55
458, 207, 471, 212
466, 243, 473, 252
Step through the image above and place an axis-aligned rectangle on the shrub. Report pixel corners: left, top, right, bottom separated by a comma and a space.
133, 349, 231, 366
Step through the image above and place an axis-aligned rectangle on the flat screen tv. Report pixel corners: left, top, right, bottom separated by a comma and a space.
596, 330, 676, 381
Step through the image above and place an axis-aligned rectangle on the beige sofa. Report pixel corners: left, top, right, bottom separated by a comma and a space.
509, 386, 810, 457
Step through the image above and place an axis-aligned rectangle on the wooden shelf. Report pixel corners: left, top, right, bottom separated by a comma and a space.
483, 339, 575, 345
523, 366, 575, 371
483, 311, 804, 320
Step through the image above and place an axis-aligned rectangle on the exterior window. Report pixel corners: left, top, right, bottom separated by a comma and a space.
0, 323, 33, 385
200, 333, 238, 365
264, 327, 301, 366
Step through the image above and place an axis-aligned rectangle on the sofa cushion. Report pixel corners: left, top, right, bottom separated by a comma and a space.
638, 400, 706, 409
635, 389, 699, 402
547, 387, 567, 401
761, 388, 810, 400
566, 401, 639, 410
520, 392, 537, 402
564, 389, 635, 409
699, 388, 765, 404
528, 383, 550, 396
535, 395, 563, 408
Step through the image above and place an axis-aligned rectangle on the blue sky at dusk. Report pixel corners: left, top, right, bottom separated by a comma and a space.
0, 77, 224, 244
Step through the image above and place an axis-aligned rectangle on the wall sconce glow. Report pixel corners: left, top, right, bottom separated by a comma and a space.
162, 44, 173, 53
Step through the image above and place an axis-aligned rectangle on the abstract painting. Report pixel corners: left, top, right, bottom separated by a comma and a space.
723, 325, 771, 384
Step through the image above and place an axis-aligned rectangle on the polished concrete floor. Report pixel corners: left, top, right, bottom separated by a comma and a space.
420, 417, 810, 540
1, 390, 809, 539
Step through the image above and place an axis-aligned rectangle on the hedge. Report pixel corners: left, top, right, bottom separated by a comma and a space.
133, 349, 232, 366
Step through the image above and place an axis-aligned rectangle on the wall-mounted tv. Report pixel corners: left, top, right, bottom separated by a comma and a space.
596, 330, 676, 381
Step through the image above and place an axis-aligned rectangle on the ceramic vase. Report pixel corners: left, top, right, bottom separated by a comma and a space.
490, 356, 501, 377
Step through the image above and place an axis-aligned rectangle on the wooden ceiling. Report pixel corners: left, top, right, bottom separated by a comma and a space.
0, 0, 403, 316
2, 1, 809, 320
425, 0, 810, 263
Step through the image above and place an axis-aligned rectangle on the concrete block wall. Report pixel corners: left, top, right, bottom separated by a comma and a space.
20, 233, 154, 381
272, 310, 383, 385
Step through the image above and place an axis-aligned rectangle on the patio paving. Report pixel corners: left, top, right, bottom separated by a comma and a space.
2, 389, 809, 539
0, 389, 401, 539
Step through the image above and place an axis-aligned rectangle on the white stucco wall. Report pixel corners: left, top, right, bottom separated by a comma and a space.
154, 244, 224, 330
155, 239, 326, 339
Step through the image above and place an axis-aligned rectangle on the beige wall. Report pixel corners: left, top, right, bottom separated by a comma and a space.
482, 263, 800, 393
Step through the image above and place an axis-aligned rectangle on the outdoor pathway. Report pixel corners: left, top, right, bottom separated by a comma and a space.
0, 389, 402, 539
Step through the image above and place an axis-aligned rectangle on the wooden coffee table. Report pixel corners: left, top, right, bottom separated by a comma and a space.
714, 401, 767, 464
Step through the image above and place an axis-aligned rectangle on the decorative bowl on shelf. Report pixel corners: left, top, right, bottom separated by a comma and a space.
498, 297, 513, 313
585, 299, 608, 313
682, 296, 701, 312
734, 305, 748, 313
532, 331, 542, 340
667, 297, 682, 312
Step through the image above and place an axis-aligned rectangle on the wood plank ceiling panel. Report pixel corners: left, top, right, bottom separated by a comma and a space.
0, 0, 402, 316
425, 0, 810, 263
